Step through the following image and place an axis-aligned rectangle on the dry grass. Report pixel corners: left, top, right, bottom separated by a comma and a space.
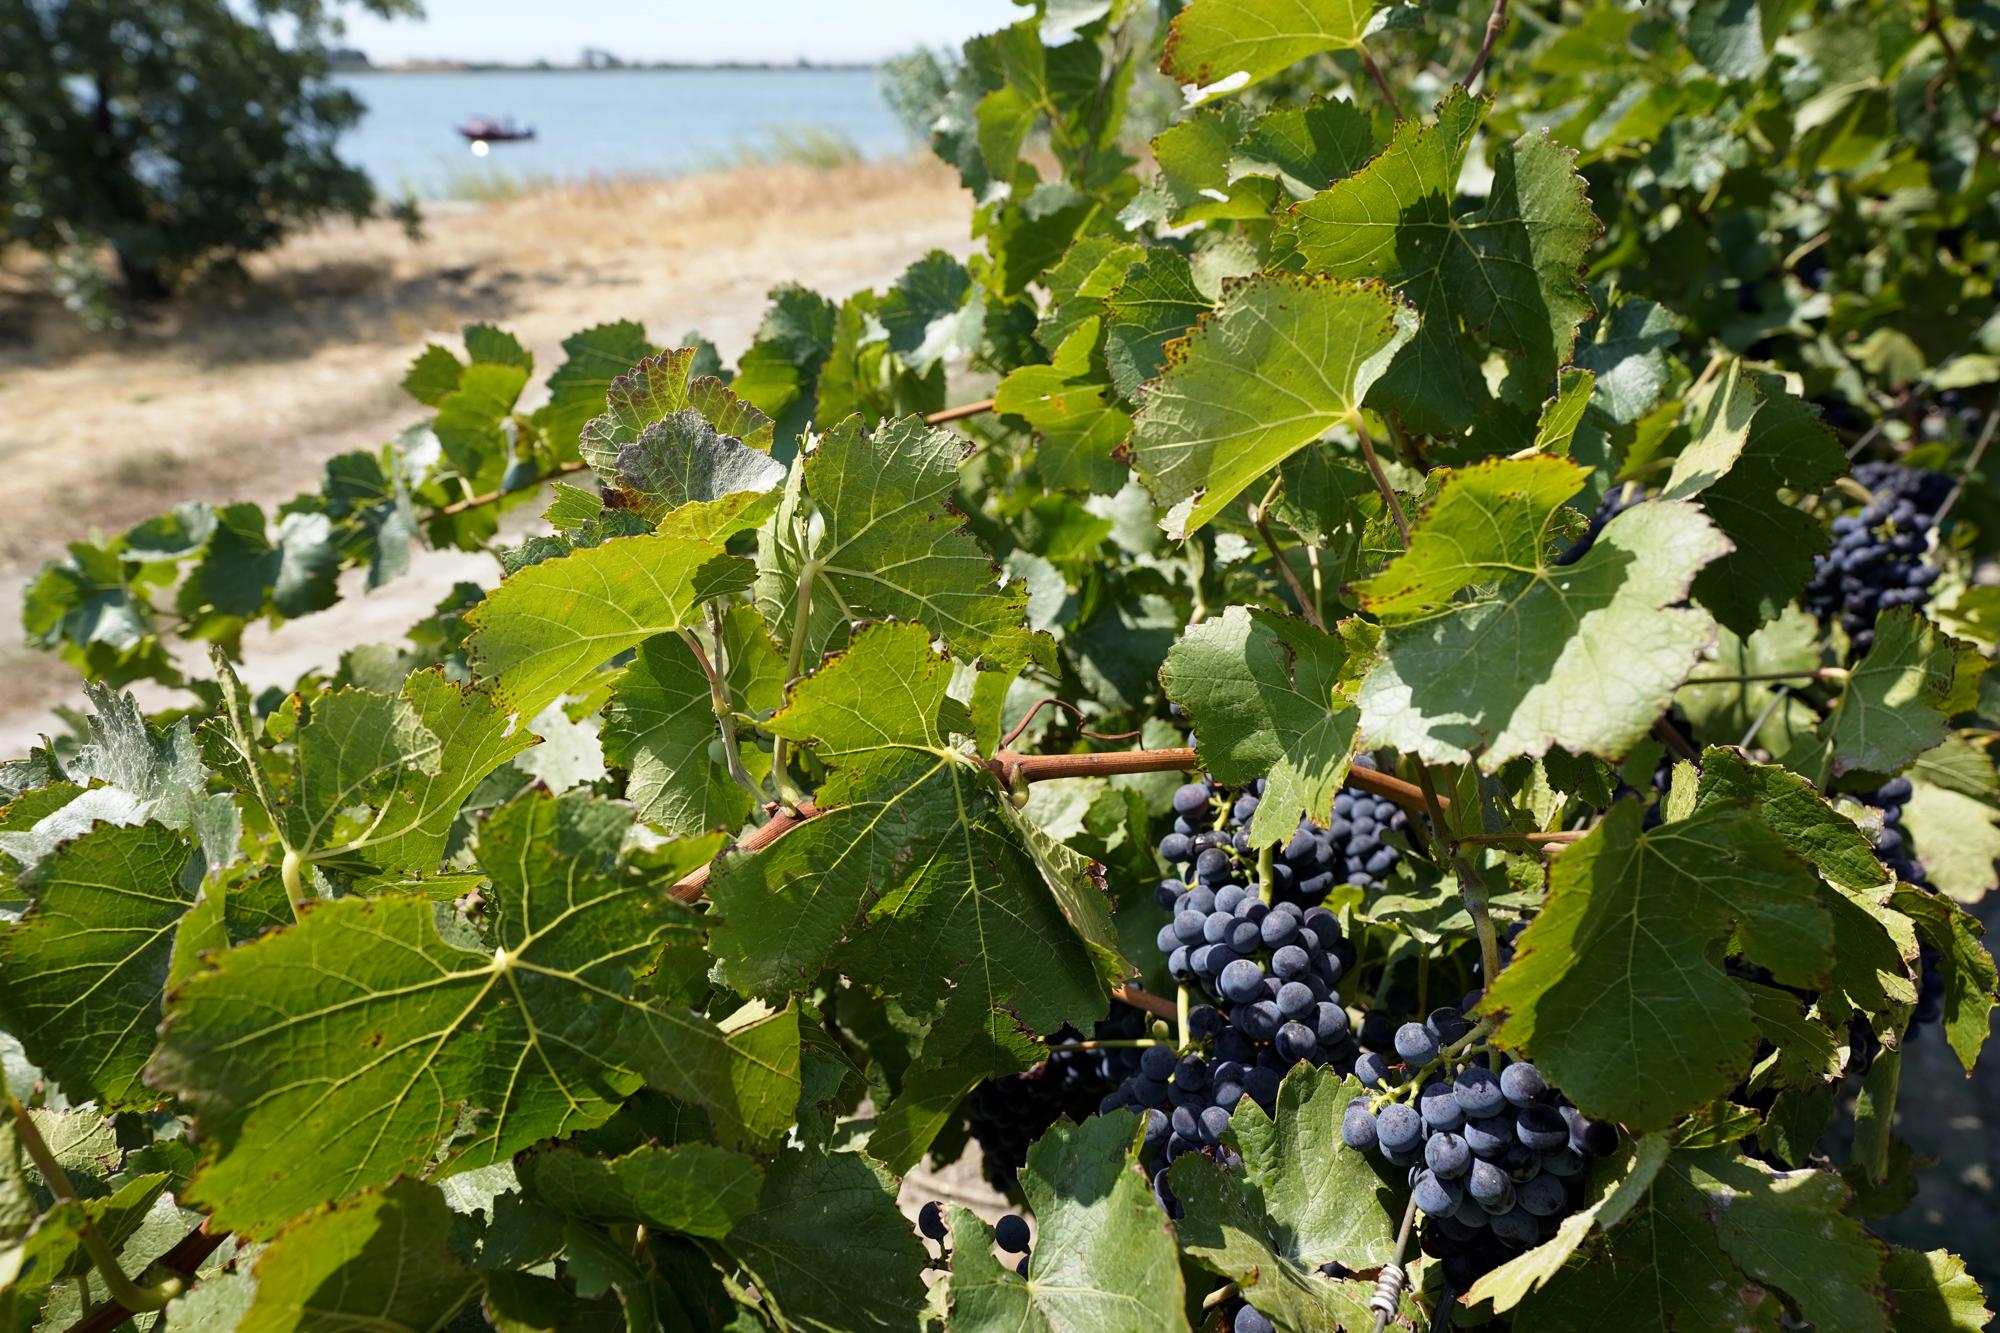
0, 155, 972, 571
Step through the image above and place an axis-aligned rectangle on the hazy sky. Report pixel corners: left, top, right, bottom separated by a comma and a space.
336, 0, 1028, 65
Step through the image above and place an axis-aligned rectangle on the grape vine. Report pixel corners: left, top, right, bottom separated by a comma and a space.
5, 0, 2000, 1330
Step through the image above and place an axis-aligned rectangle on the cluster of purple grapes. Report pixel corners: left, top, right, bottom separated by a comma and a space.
963, 1006, 1146, 1192
1339, 1010, 1618, 1288
1865, 775, 1947, 1029
1095, 772, 1401, 1212
1803, 461, 1950, 655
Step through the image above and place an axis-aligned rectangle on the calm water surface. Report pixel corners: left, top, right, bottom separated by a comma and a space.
333, 68, 910, 196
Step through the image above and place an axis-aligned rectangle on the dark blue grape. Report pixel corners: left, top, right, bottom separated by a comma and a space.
1220, 958, 1265, 1004
1419, 1081, 1466, 1133
1234, 1305, 1275, 1333
1394, 1023, 1440, 1065
1516, 1172, 1568, 1217
995, 1213, 1031, 1253
1140, 1045, 1175, 1080
1464, 1113, 1514, 1159
1516, 1104, 1569, 1151
1413, 1169, 1463, 1216
1467, 1158, 1513, 1210
1453, 1066, 1506, 1117
1274, 1021, 1317, 1063
918, 1200, 947, 1241
1500, 1061, 1547, 1107
1377, 1103, 1423, 1154
1341, 1101, 1378, 1150
1173, 783, 1212, 818
1425, 1131, 1471, 1179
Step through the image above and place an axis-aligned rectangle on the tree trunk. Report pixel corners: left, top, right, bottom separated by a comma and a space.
115, 248, 169, 302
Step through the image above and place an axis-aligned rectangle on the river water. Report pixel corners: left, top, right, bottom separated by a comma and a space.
332, 67, 911, 196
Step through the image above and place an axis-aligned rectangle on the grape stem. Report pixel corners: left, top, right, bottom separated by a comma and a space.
1462, 0, 1511, 88
1248, 478, 1324, 629
1683, 668, 1844, 686
1045, 1038, 1168, 1052
769, 558, 817, 814
1113, 984, 1178, 1020
1201, 1282, 1240, 1311
1177, 984, 1193, 1053
678, 621, 762, 805
1368, 1017, 1497, 1110
1355, 418, 1412, 544
1934, 407, 1998, 528
8, 1096, 184, 1316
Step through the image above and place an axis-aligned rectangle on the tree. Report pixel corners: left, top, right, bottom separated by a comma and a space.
0, 0, 417, 300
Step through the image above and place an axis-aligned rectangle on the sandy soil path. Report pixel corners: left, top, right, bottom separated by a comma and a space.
0, 158, 973, 752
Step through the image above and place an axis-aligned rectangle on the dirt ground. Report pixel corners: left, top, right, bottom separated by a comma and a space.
0, 157, 974, 749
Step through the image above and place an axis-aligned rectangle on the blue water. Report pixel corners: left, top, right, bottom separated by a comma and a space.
332, 68, 911, 197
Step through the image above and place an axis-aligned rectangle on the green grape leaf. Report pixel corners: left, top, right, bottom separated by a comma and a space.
0, 682, 235, 874
601, 605, 783, 836
1160, 606, 1377, 848
466, 532, 753, 717
579, 347, 774, 482
204, 669, 534, 878
1481, 799, 1833, 1131
1154, 1075, 1409, 1330
1104, 248, 1211, 399
1125, 271, 1414, 538
1572, 292, 1679, 425
707, 622, 1123, 1067
1513, 1150, 1817, 1330
1229, 95, 1375, 199
1883, 1248, 1995, 1331
879, 249, 983, 374
946, 1113, 1188, 1332
1286, 90, 1600, 435
994, 317, 1132, 494
149, 792, 797, 1237
1033, 234, 1148, 353
463, 323, 531, 371
522, 1142, 763, 1240
539, 320, 659, 452
1162, 0, 1380, 102
402, 343, 465, 407
611, 408, 786, 532
1226, 1068, 1401, 1268
1356, 459, 1730, 770
1891, 887, 1997, 1072
236, 1181, 479, 1332
1821, 609, 1963, 778
182, 503, 342, 621
1464, 1133, 1672, 1314
0, 822, 201, 1109
1665, 364, 1845, 635
1694, 749, 1917, 1024
754, 414, 1040, 670
1902, 769, 2000, 902
709, 1148, 927, 1333
1687, 1148, 1891, 1331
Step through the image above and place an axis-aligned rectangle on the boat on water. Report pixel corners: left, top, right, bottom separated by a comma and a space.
458, 116, 535, 143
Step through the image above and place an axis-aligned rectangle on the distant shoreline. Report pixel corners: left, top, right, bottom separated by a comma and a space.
334, 62, 882, 75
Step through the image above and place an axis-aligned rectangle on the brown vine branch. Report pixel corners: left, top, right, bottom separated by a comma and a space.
437, 399, 999, 519
1359, 50, 1403, 119
1463, 0, 1511, 89
1249, 488, 1325, 630
65, 1225, 227, 1333
1355, 419, 1412, 544
997, 697, 1145, 752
